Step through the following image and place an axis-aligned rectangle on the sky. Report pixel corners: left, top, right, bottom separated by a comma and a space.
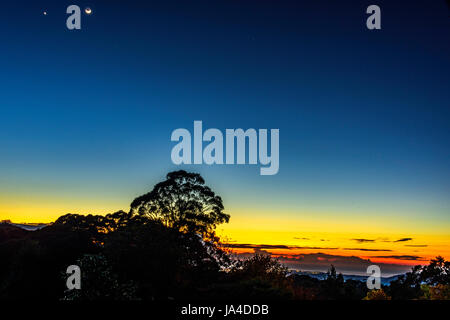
0, 0, 449, 275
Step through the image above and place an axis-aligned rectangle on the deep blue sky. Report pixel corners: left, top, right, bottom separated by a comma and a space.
0, 1, 449, 234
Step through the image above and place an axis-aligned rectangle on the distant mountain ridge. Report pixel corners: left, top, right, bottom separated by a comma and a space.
0, 220, 48, 231
291, 270, 401, 285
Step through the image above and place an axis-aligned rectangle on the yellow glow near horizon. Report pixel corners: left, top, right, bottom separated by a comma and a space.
216, 208, 450, 264
0, 194, 128, 223
1, 201, 449, 264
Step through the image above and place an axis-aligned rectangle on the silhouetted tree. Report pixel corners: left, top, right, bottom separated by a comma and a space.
419, 256, 450, 285
343, 279, 367, 300
102, 217, 228, 300
388, 256, 450, 300
208, 254, 292, 300
130, 170, 229, 236
62, 254, 138, 301
319, 265, 345, 299
288, 274, 321, 300
234, 254, 289, 284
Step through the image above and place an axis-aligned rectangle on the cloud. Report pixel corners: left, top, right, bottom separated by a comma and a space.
405, 245, 427, 247
223, 243, 290, 250
394, 238, 413, 242
350, 237, 414, 243
222, 243, 339, 250
343, 248, 393, 252
351, 238, 376, 243
292, 237, 328, 242
372, 255, 423, 261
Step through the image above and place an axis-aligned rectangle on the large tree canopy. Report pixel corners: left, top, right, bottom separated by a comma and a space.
130, 170, 230, 235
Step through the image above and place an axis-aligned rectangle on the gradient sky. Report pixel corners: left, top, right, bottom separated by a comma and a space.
1, 0, 449, 275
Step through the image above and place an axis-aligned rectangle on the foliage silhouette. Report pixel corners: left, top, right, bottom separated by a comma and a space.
62, 254, 138, 301
387, 256, 450, 300
130, 170, 229, 236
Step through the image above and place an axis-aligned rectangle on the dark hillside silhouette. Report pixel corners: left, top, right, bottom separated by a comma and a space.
0, 223, 29, 242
